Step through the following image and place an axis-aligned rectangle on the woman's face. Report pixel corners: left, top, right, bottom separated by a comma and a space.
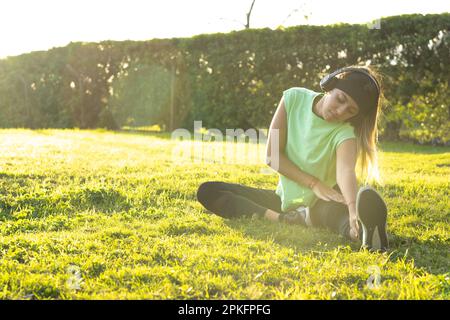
322, 89, 360, 123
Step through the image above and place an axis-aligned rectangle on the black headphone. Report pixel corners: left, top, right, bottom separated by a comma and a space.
320, 66, 380, 96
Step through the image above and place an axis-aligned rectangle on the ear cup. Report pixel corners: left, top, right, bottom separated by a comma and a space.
319, 67, 380, 96
320, 67, 347, 92
320, 76, 338, 92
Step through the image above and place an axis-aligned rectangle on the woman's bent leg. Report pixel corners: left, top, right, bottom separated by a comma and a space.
310, 185, 353, 239
196, 181, 282, 219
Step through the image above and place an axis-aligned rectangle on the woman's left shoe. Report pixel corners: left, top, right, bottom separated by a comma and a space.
356, 186, 389, 252
279, 206, 309, 226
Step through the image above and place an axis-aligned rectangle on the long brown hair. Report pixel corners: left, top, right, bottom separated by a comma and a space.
339, 65, 385, 185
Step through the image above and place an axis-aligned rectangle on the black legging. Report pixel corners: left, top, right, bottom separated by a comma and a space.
196, 181, 353, 240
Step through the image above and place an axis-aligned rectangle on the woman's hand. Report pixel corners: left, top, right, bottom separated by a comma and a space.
311, 181, 346, 204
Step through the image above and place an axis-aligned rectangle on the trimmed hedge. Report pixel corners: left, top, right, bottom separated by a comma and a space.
0, 13, 448, 143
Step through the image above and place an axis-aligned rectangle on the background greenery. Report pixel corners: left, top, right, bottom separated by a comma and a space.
0, 13, 449, 144
0, 129, 448, 299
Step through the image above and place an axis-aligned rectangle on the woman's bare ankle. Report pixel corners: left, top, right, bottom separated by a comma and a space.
264, 209, 280, 222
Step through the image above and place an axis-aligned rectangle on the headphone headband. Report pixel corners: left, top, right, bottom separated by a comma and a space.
320, 66, 380, 95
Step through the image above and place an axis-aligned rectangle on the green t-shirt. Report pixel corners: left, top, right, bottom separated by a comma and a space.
275, 87, 356, 212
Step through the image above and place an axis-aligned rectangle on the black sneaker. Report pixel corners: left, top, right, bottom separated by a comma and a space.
356, 186, 389, 252
279, 206, 309, 226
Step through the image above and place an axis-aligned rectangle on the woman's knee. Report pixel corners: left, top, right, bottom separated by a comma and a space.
310, 198, 348, 228
196, 181, 222, 205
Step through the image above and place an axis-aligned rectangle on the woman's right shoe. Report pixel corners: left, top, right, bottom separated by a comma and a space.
356, 186, 389, 252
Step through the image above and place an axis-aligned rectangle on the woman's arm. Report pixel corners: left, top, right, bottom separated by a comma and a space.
266, 96, 315, 187
336, 138, 359, 239
266, 96, 345, 203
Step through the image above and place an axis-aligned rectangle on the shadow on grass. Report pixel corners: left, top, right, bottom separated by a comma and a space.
114, 128, 267, 145
115, 128, 173, 140
0, 172, 131, 221
379, 140, 450, 154
220, 215, 449, 277
386, 233, 450, 276
221, 217, 359, 254
113, 131, 450, 152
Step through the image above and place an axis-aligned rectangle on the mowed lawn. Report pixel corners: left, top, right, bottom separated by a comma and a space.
0, 129, 448, 299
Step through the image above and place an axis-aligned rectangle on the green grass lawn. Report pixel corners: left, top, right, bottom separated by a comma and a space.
0, 129, 448, 299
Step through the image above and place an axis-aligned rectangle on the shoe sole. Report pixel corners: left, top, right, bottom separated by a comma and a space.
356, 186, 389, 252
303, 207, 313, 227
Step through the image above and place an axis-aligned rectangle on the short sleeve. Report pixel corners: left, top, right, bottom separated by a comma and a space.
334, 125, 356, 150
282, 87, 305, 116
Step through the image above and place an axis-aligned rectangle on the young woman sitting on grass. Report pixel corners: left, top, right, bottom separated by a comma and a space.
196, 66, 389, 251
